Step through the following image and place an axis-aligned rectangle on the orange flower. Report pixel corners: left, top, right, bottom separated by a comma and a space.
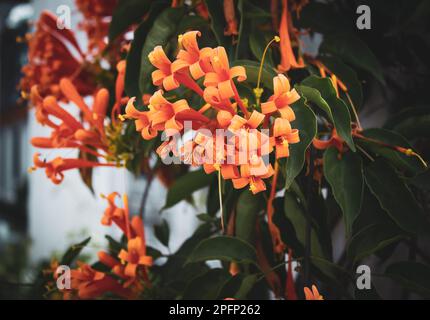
312, 128, 345, 153
70, 263, 130, 299
223, 0, 239, 36
261, 74, 300, 119
20, 11, 95, 98
75, 0, 119, 53
172, 31, 213, 80
31, 153, 114, 184
118, 237, 153, 278
233, 161, 275, 194
123, 97, 157, 140
203, 47, 246, 101
271, 118, 300, 159
149, 46, 204, 95
277, 0, 305, 72
304, 285, 324, 300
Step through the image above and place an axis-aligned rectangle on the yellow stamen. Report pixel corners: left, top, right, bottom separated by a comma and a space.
118, 114, 127, 121
255, 36, 280, 106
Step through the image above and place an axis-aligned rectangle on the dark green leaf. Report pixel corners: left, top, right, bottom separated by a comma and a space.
319, 55, 363, 109
359, 128, 426, 175
182, 268, 231, 300
347, 224, 404, 263
283, 191, 326, 259
154, 219, 170, 247
186, 236, 258, 266
298, 76, 355, 151
61, 237, 91, 266
205, 0, 229, 48
124, 2, 169, 97
249, 30, 274, 67
385, 262, 430, 298
234, 274, 259, 299
285, 98, 317, 188
108, 0, 152, 42
364, 159, 430, 235
320, 34, 384, 85
164, 169, 213, 209
324, 147, 364, 235
235, 190, 263, 244
232, 60, 276, 90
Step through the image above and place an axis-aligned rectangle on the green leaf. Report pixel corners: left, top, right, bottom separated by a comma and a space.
320, 34, 385, 85
232, 60, 276, 90
164, 169, 213, 209
285, 98, 317, 188
78, 150, 96, 194
283, 191, 326, 259
124, 2, 168, 98
249, 30, 274, 67
310, 256, 351, 289
235, 190, 263, 244
385, 262, 430, 298
186, 236, 258, 266
297, 76, 355, 151
205, 0, 229, 48
324, 147, 364, 235
347, 224, 404, 263
364, 159, 430, 235
154, 219, 170, 247
235, 0, 248, 60
384, 106, 430, 138
319, 55, 363, 109
108, 0, 152, 42
139, 7, 186, 93
60, 237, 91, 266
182, 268, 231, 300
359, 128, 426, 175
234, 274, 259, 299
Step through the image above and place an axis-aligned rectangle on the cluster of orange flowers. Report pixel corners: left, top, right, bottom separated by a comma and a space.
52, 193, 152, 299
28, 77, 119, 184
123, 31, 301, 194
20, 11, 96, 99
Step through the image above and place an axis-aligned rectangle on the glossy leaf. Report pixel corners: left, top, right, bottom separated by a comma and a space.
283, 191, 326, 259
358, 128, 426, 175
61, 237, 91, 266
235, 190, 263, 244
324, 147, 364, 235
386, 262, 430, 298
285, 98, 317, 189
364, 159, 430, 235
125, 2, 168, 98
320, 34, 385, 85
154, 219, 170, 247
108, 0, 151, 42
186, 236, 258, 266
233, 60, 276, 90
205, 0, 229, 48
182, 268, 231, 300
298, 76, 355, 151
347, 224, 404, 263
319, 55, 363, 109
164, 169, 213, 209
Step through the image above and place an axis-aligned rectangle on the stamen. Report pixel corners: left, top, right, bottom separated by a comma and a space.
254, 36, 281, 106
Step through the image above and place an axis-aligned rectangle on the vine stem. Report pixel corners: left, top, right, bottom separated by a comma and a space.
218, 169, 225, 233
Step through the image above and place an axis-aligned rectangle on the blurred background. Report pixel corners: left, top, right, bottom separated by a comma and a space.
0, 0, 429, 299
